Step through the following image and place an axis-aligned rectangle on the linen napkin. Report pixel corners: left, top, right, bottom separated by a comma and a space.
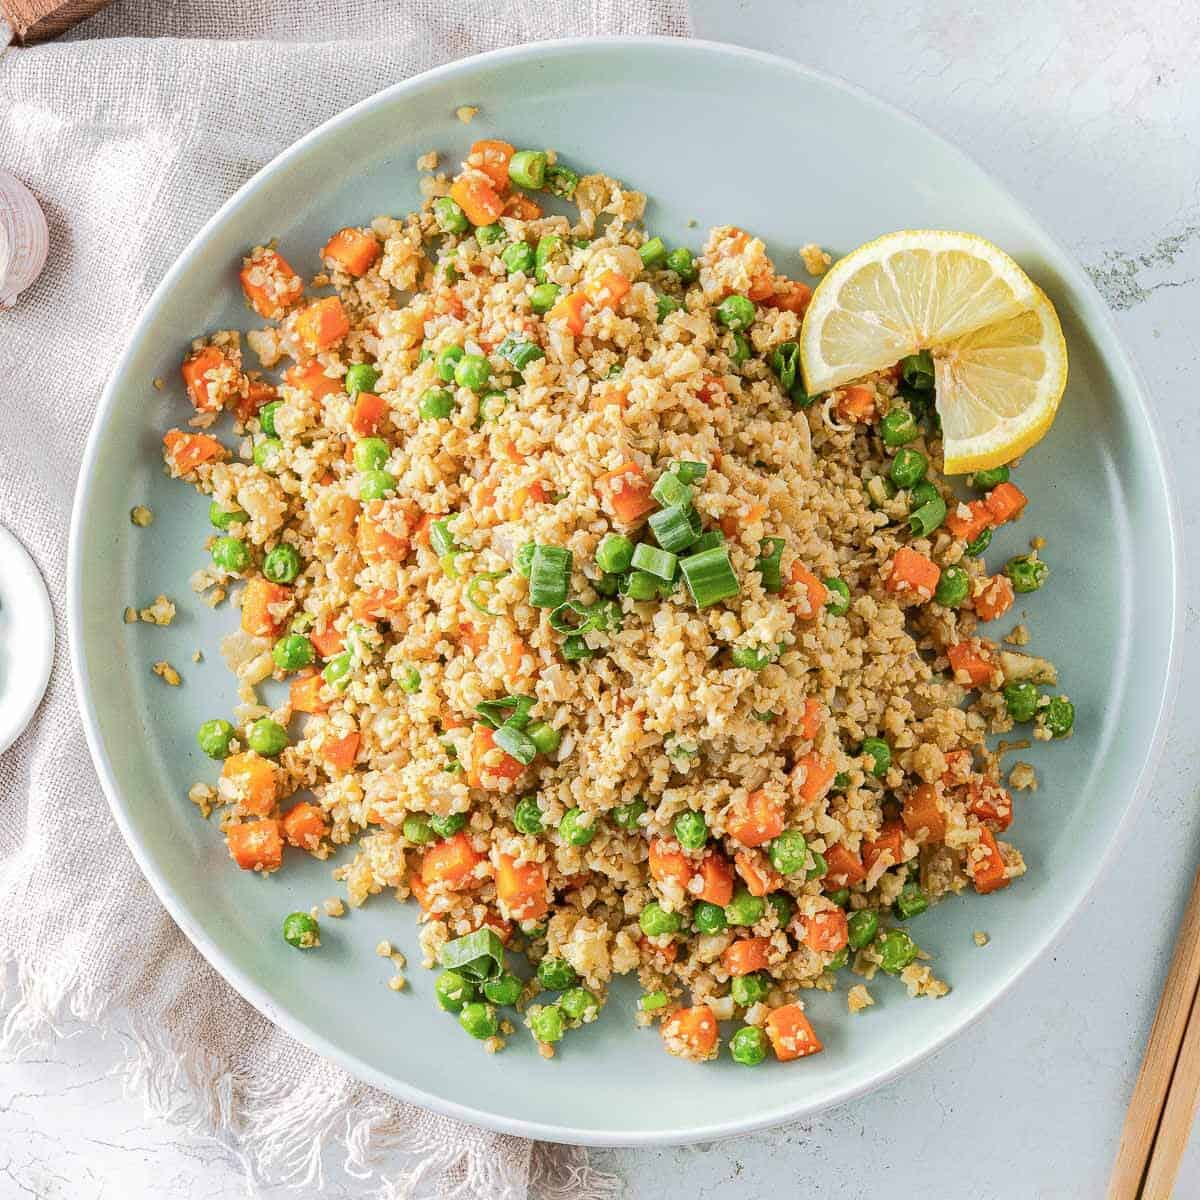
0, 2, 690, 1195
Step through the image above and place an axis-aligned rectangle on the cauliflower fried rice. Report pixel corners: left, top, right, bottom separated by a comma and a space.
163, 137, 1073, 1064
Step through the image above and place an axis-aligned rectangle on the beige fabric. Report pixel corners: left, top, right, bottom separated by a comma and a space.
0, 2, 689, 1195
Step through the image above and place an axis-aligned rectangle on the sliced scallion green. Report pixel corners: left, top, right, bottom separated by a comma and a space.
493, 723, 538, 765
528, 545, 572, 608
630, 543, 677, 580
648, 504, 701, 554
466, 570, 509, 617
756, 537, 785, 594
681, 546, 740, 608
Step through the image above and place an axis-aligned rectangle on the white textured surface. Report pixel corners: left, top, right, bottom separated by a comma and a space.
4, 1, 1199, 1196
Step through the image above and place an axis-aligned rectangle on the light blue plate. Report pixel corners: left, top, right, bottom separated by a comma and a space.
68, 38, 1180, 1145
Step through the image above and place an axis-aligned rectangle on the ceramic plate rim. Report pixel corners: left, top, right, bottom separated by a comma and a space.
67, 35, 1182, 1147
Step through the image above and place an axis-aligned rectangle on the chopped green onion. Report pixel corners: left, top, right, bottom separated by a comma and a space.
639, 237, 668, 268
439, 929, 505, 980
648, 504, 701, 554
655, 294, 680, 323
690, 530, 725, 554
508, 149, 547, 190
769, 342, 800, 393
526, 720, 561, 755
731, 645, 773, 671
756, 537, 785, 594
498, 334, 545, 370
631, 543, 677, 580
475, 695, 535, 730
545, 164, 579, 199
651, 472, 692, 508
908, 497, 947, 537
620, 570, 661, 601
528, 545, 572, 608
550, 600, 595, 634
466, 570, 508, 617
673, 461, 708, 485
430, 517, 459, 558
562, 634, 595, 661
515, 542, 535, 577
900, 349, 935, 391
494, 723, 538, 764
681, 546, 740, 609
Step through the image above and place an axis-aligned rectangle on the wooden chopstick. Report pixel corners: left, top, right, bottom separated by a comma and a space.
1109, 865, 1200, 1198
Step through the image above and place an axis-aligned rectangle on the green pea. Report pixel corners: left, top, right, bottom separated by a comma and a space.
1043, 696, 1075, 738
639, 236, 668, 268
824, 577, 851, 616
692, 900, 727, 934
209, 501, 248, 530
673, 810, 708, 851
482, 972, 523, 1007
833, 772, 850, 791
282, 912, 320, 949
726, 886, 766, 927
273, 634, 314, 672
404, 815, 438, 846
459, 1001, 498, 1040
965, 528, 992, 557
247, 718, 287, 757
767, 892, 795, 926
559, 808, 598, 847
730, 1025, 768, 1066
476, 223, 505, 246
878, 929, 919, 974
716, 294, 756, 331
433, 195, 469, 233
258, 400, 283, 437
860, 737, 892, 778
501, 242, 536, 275
527, 721, 560, 755
729, 331, 751, 367
418, 387, 455, 421
537, 956, 577, 991
253, 438, 284, 473
529, 1003, 565, 1044
509, 795, 545, 836
665, 247, 696, 283
639, 901, 682, 937
345, 363, 380, 395
971, 465, 1010, 490
436, 344, 464, 382
455, 354, 491, 392
197, 718, 235, 759
731, 645, 773, 671
395, 664, 420, 693
889, 448, 928, 489
1003, 680, 1039, 722
910, 480, 940, 509
826, 887, 851, 909
263, 544, 301, 584
430, 812, 467, 838
560, 987, 598, 1022
769, 829, 808, 876
880, 407, 918, 446
656, 293, 681, 323
436, 969, 478, 1012
358, 469, 396, 499
730, 972, 770, 1007
530, 282, 560, 314
828, 948, 849, 970
935, 565, 970, 608
640, 990, 670, 1012
612, 798, 646, 830
1006, 555, 1048, 593
847, 909, 879, 950
211, 537, 250, 573
323, 651, 353, 689
354, 437, 389, 472
894, 881, 929, 920
807, 850, 828, 881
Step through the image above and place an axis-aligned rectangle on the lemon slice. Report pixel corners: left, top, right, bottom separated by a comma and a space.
799, 230, 1067, 473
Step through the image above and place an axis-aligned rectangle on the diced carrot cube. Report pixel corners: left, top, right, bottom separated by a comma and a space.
765, 1004, 823, 1061
802, 908, 849, 953
477, 910, 514, 944
467, 726, 524, 789
449, 175, 505, 226
284, 360, 345, 400
984, 482, 1027, 525
309, 621, 343, 659
321, 227, 380, 277
502, 193, 542, 220
661, 1005, 719, 1059
640, 935, 679, 965
945, 498, 993, 542
584, 271, 631, 310
420, 831, 485, 889
241, 576, 291, 638
163, 429, 225, 475
947, 640, 994, 688
549, 290, 589, 336
293, 296, 350, 357
722, 936, 772, 976
221, 751, 277, 816
836, 384, 876, 423
350, 390, 387, 436
902, 782, 947, 842
350, 588, 398, 622
974, 574, 1015, 622
800, 698, 824, 741
941, 748, 974, 786
469, 139, 514, 191
764, 280, 812, 314
648, 838, 694, 890
789, 561, 828, 620
502, 636, 528, 682
238, 248, 303, 319
734, 850, 784, 897
235, 377, 277, 424
862, 821, 907, 873
181, 345, 234, 412
282, 801, 329, 850
459, 621, 488, 656
594, 462, 656, 523
696, 851, 735, 906
357, 501, 409, 565
968, 779, 1013, 832
727, 788, 785, 848
495, 853, 549, 922
824, 844, 867, 888
969, 826, 1010, 894
320, 731, 359, 773
885, 547, 941, 599
289, 671, 327, 714
226, 819, 283, 872
792, 753, 836, 806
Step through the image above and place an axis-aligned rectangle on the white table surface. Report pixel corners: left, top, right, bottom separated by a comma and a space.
4, 2, 1199, 1196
